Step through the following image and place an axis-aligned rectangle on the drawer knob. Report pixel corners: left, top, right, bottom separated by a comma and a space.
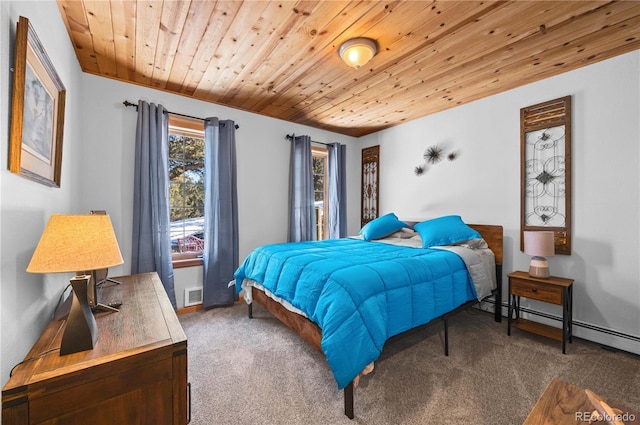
532, 288, 538, 293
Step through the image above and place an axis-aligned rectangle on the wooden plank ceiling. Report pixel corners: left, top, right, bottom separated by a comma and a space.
56, 1, 640, 137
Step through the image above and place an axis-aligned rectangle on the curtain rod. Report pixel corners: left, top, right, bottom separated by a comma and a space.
123, 100, 239, 129
285, 134, 332, 147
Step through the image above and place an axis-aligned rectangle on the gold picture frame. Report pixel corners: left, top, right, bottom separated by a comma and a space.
9, 16, 66, 187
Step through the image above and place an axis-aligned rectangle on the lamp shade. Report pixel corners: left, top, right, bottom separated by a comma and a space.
27, 214, 123, 273
524, 231, 555, 258
338, 37, 377, 69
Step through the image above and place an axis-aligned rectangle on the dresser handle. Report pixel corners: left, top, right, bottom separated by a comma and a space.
532, 288, 538, 293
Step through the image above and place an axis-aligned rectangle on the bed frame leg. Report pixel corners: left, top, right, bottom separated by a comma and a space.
344, 381, 354, 419
494, 291, 502, 322
494, 266, 503, 323
248, 303, 253, 319
444, 318, 449, 356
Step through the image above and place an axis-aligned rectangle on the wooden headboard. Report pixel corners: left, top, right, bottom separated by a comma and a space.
468, 224, 503, 266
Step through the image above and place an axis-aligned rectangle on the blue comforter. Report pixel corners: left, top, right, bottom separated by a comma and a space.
234, 238, 477, 389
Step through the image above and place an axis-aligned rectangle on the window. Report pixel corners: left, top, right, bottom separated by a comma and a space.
168, 115, 205, 266
312, 146, 328, 240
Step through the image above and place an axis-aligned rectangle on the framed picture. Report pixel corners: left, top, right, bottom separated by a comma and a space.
520, 96, 572, 255
9, 16, 66, 187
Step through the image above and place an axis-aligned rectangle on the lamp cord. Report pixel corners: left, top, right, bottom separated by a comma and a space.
9, 347, 60, 377
52, 283, 72, 318
8, 284, 71, 378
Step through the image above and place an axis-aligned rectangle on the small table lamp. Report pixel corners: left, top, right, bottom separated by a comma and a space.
524, 231, 555, 278
27, 214, 123, 355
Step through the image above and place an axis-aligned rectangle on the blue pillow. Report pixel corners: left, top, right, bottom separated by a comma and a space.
359, 213, 408, 241
414, 215, 481, 248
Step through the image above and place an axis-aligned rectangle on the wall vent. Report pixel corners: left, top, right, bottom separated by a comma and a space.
184, 287, 203, 307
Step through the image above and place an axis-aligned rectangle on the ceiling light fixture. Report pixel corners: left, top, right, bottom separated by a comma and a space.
338, 37, 377, 69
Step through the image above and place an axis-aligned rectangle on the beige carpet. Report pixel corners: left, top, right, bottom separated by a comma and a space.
179, 302, 639, 425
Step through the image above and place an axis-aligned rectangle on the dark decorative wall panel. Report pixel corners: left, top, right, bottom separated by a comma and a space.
361, 145, 379, 227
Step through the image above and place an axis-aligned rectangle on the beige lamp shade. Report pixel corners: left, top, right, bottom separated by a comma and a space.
339, 38, 377, 69
524, 231, 555, 258
27, 214, 124, 273
524, 231, 555, 278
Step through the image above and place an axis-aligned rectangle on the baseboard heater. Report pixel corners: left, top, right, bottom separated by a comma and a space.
481, 298, 640, 349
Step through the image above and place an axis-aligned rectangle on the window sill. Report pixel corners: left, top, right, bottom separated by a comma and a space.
172, 257, 204, 269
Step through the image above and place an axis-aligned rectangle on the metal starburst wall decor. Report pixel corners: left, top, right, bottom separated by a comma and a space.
414, 144, 459, 176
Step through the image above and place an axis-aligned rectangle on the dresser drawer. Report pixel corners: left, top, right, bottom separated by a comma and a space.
511, 278, 562, 305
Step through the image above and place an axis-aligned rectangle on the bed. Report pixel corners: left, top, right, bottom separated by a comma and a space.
234, 216, 503, 419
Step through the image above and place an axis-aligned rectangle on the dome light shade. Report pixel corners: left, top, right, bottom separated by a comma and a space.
338, 38, 377, 69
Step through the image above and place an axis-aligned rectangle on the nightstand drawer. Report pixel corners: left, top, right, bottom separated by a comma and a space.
510, 278, 562, 305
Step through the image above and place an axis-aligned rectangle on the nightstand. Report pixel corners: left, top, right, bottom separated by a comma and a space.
507, 271, 574, 353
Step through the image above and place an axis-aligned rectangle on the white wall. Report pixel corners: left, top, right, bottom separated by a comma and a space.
79, 74, 360, 307
359, 51, 640, 354
0, 0, 84, 385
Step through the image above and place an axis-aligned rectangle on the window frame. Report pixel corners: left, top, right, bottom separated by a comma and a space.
168, 114, 205, 268
312, 145, 328, 240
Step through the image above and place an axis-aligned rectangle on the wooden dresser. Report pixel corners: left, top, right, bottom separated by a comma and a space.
2, 272, 189, 425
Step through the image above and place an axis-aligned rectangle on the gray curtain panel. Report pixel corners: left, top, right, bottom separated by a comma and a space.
328, 142, 347, 239
131, 100, 176, 309
288, 135, 317, 242
202, 118, 238, 308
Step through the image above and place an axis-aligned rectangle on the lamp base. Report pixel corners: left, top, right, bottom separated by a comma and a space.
528, 256, 550, 279
60, 275, 98, 355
